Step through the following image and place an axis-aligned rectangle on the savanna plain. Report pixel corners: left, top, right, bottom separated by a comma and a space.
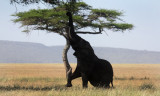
0, 64, 160, 96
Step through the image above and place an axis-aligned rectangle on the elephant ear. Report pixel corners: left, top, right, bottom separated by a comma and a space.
77, 40, 95, 57
81, 40, 94, 53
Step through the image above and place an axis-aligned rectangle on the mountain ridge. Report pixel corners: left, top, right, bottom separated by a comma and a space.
0, 40, 160, 64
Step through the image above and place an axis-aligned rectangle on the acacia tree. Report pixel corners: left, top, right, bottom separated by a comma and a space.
11, 1, 133, 77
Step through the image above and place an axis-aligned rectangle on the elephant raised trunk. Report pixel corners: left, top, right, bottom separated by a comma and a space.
66, 12, 80, 44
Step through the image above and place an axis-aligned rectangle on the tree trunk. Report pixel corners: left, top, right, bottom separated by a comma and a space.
62, 38, 72, 78
62, 27, 72, 87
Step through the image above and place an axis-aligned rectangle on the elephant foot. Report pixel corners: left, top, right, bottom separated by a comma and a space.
83, 85, 88, 88
66, 83, 72, 87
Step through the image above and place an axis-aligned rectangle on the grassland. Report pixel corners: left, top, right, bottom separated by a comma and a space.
0, 64, 160, 96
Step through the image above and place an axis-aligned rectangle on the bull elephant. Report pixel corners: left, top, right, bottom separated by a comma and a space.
66, 12, 113, 88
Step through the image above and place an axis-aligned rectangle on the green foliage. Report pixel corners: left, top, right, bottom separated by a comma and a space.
91, 9, 122, 19
12, 8, 67, 33
12, 2, 133, 34
107, 23, 133, 31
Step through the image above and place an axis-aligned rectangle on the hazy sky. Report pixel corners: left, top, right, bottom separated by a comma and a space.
0, 0, 160, 51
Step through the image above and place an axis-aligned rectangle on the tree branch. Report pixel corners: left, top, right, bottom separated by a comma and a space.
36, 27, 60, 33
76, 28, 102, 34
76, 31, 102, 34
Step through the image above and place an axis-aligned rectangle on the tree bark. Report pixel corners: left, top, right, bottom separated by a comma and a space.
62, 38, 71, 76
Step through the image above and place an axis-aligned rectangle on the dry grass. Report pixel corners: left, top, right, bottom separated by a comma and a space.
0, 64, 160, 96
112, 64, 160, 87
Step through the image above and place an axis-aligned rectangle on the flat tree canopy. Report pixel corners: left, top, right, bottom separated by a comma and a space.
12, 2, 133, 35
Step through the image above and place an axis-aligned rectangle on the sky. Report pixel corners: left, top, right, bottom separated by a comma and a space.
0, 0, 160, 52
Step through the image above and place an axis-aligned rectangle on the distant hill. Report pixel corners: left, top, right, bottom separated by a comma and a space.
0, 40, 160, 64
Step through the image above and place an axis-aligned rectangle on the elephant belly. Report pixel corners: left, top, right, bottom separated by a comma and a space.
88, 73, 111, 87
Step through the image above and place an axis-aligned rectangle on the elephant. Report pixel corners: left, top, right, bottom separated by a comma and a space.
66, 12, 113, 88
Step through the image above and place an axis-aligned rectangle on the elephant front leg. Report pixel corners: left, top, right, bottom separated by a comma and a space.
81, 73, 88, 88
66, 67, 81, 87
66, 68, 72, 87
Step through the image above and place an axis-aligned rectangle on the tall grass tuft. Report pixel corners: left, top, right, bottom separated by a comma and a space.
139, 83, 155, 90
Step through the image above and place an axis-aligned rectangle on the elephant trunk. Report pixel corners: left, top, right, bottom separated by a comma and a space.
66, 12, 80, 43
